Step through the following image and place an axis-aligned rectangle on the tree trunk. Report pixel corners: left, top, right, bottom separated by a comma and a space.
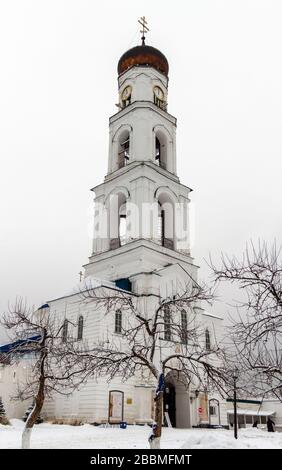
149, 392, 163, 450
22, 427, 32, 449
150, 437, 161, 449
21, 369, 45, 449
22, 393, 44, 449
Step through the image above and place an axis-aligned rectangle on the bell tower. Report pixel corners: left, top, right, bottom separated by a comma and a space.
108, 38, 176, 174
84, 24, 198, 293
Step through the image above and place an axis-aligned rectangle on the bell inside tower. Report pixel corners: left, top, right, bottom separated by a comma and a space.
118, 131, 130, 169
155, 137, 161, 164
155, 132, 167, 170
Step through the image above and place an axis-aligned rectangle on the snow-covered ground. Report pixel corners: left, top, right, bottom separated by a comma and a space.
1, 420, 281, 449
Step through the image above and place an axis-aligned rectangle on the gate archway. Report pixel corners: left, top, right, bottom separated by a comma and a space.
164, 372, 191, 428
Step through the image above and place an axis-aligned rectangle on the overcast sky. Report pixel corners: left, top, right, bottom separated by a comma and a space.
1, 1, 282, 342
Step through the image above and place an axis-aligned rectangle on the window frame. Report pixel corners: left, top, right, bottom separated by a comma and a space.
62, 319, 68, 343
180, 310, 188, 343
205, 328, 211, 351
164, 305, 171, 341
209, 405, 217, 416
77, 315, 84, 341
115, 309, 122, 334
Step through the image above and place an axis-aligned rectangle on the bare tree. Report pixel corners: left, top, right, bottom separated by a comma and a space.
211, 241, 282, 400
77, 281, 227, 449
1, 299, 90, 449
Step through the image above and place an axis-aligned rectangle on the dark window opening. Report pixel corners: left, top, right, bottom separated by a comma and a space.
62, 320, 68, 343
209, 405, 217, 416
115, 278, 132, 292
115, 310, 122, 334
118, 137, 130, 169
205, 329, 211, 351
77, 315, 83, 341
155, 137, 166, 169
155, 137, 161, 164
164, 306, 171, 341
181, 310, 188, 343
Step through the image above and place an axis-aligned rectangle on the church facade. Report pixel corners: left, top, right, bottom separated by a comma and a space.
1, 35, 224, 428
41, 37, 223, 428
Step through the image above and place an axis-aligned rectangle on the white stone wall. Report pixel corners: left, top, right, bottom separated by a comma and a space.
0, 359, 31, 419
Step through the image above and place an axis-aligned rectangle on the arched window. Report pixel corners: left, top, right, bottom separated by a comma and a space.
109, 191, 128, 250
115, 309, 122, 334
119, 202, 127, 246
164, 305, 171, 341
62, 319, 68, 343
77, 315, 84, 341
109, 390, 124, 423
155, 137, 161, 165
154, 131, 167, 170
181, 310, 188, 343
205, 329, 211, 351
118, 131, 130, 169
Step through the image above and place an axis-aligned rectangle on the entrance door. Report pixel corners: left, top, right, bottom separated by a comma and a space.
164, 383, 176, 427
108, 390, 124, 423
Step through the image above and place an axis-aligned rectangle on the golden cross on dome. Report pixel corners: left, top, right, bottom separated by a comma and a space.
138, 16, 149, 45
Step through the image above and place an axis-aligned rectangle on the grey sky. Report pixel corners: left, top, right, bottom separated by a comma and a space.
1, 1, 282, 341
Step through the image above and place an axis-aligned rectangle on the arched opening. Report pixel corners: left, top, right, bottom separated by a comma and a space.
117, 130, 130, 169
205, 329, 211, 351
209, 398, 221, 426
62, 319, 68, 343
164, 382, 176, 427
109, 190, 128, 250
164, 372, 191, 428
181, 310, 188, 343
115, 309, 122, 334
108, 390, 124, 423
155, 137, 161, 164
156, 192, 174, 249
164, 305, 171, 341
119, 202, 127, 246
154, 130, 167, 170
77, 315, 84, 341
157, 201, 165, 246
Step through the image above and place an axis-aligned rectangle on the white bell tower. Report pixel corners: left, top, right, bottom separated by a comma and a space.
84, 29, 198, 294
108, 50, 176, 174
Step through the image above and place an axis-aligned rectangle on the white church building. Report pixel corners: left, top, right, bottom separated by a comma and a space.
1, 33, 225, 428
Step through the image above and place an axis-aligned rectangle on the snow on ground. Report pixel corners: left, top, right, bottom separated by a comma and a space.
0, 420, 282, 449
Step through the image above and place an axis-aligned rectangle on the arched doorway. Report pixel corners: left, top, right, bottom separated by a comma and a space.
164, 382, 176, 427
108, 390, 124, 424
164, 372, 191, 428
